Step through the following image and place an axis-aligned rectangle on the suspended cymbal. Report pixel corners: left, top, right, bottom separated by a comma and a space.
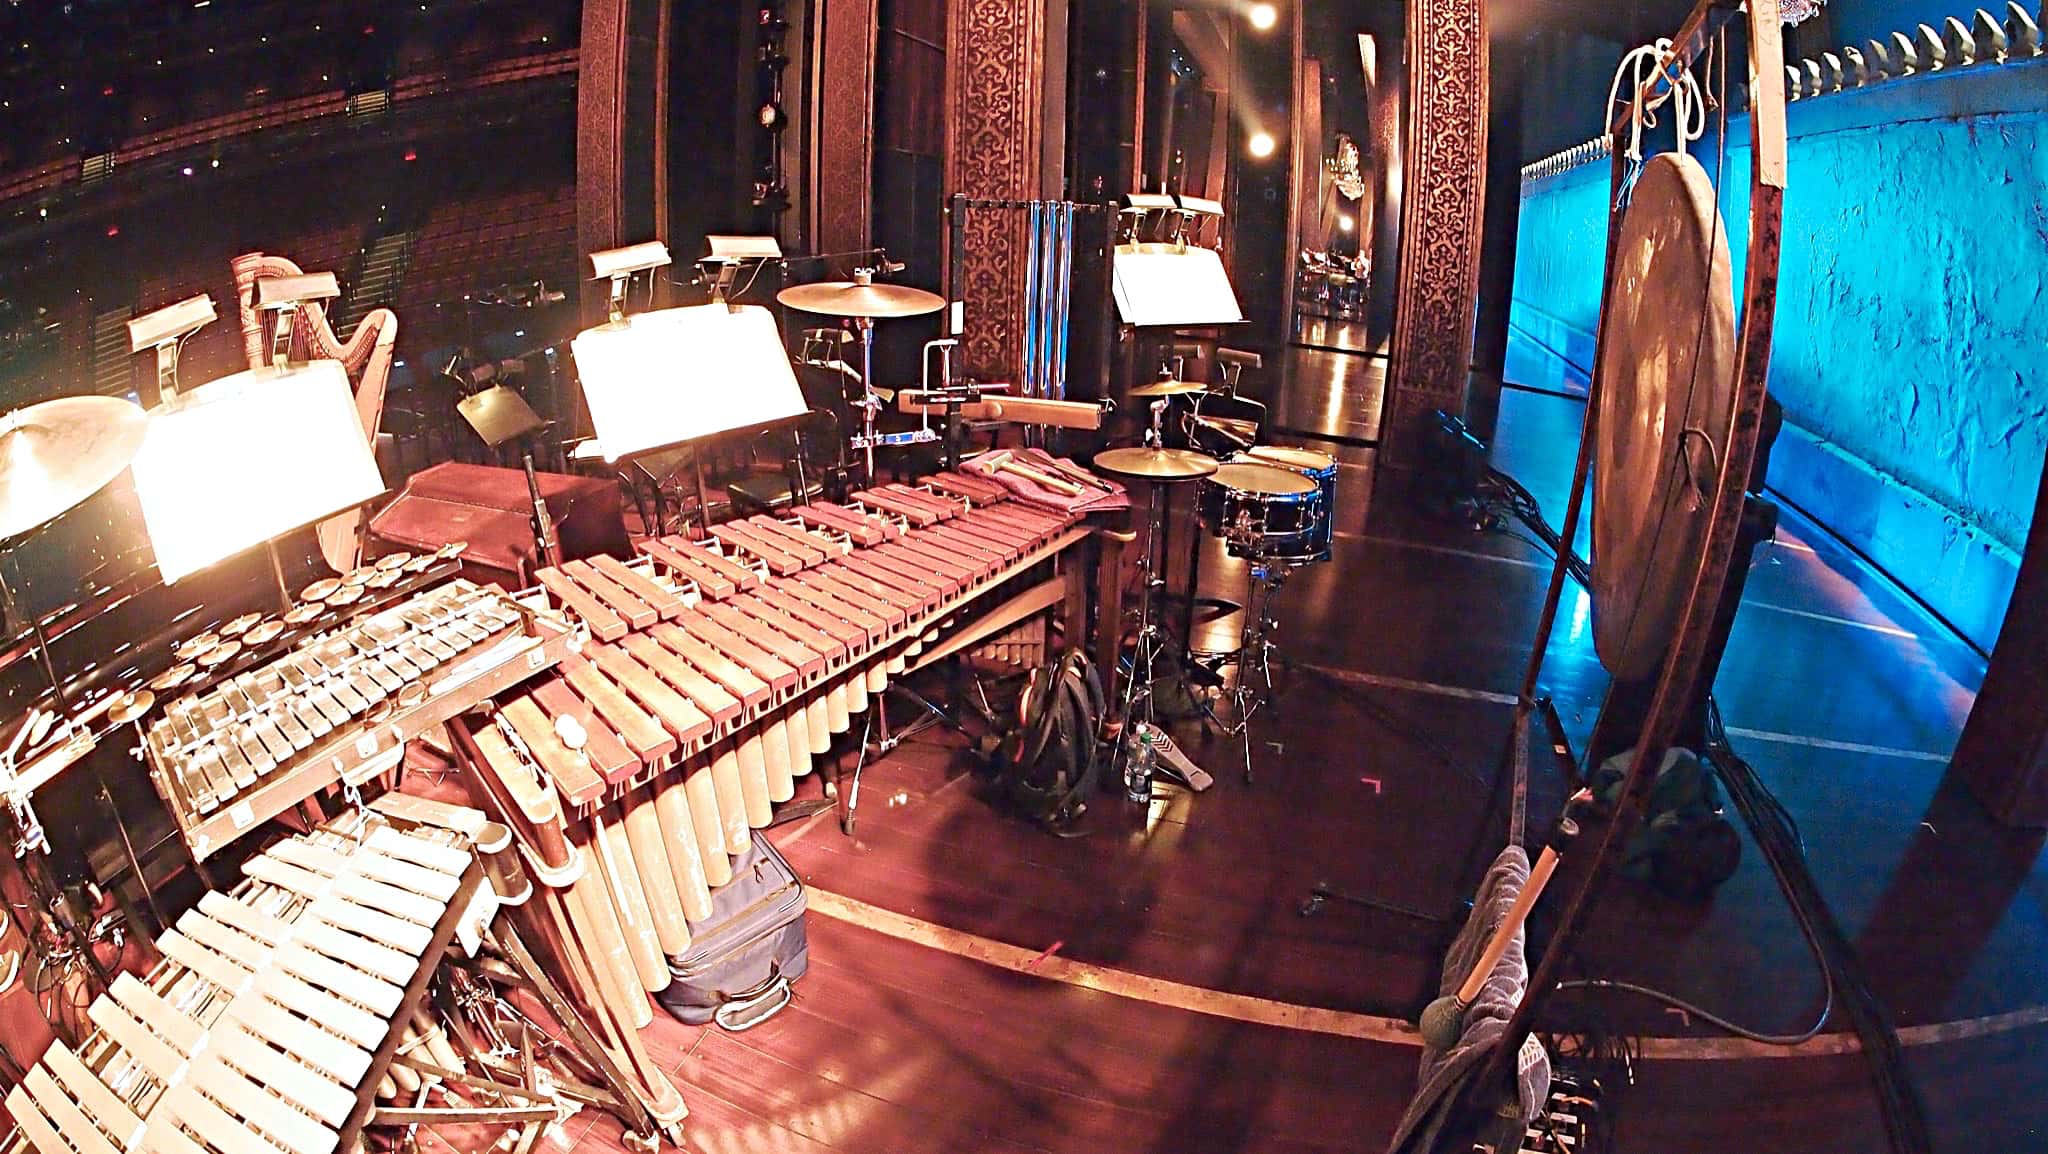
108, 690, 154, 726
777, 280, 945, 319
1092, 446, 1219, 482
1129, 378, 1211, 398
148, 664, 196, 693
1591, 152, 1738, 682
0, 395, 147, 541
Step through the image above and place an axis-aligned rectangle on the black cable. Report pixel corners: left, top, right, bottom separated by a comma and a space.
1704, 698, 1931, 1153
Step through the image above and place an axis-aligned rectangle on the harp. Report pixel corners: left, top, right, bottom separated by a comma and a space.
230, 251, 399, 574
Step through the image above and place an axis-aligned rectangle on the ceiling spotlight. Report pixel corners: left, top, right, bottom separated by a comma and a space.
1248, 131, 1277, 159
1338, 214, 1355, 233
1248, 3, 1278, 30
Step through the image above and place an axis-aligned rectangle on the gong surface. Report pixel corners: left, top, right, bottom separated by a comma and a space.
1592, 152, 1737, 681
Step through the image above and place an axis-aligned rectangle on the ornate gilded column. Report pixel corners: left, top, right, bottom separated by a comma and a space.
1386, 0, 1489, 467
946, 0, 1047, 380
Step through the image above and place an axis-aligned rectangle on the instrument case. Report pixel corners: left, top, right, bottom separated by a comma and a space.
655, 832, 809, 1029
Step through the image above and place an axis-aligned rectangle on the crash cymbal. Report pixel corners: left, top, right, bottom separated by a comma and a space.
1129, 378, 1211, 398
219, 613, 261, 638
174, 633, 222, 662
108, 690, 154, 726
196, 640, 241, 668
0, 395, 148, 541
242, 620, 284, 647
777, 277, 944, 319
1591, 151, 1737, 682
148, 664, 196, 693
300, 578, 342, 603
1092, 446, 1219, 482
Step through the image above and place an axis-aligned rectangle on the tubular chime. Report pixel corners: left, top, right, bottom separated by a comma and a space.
1020, 201, 1077, 400
1, 812, 482, 1154
452, 470, 1088, 1035
948, 197, 1118, 402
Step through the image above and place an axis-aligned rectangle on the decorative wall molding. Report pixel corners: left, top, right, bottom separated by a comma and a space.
1385, 0, 1488, 467
1522, 3, 2046, 184
945, 0, 1045, 380
816, 0, 880, 256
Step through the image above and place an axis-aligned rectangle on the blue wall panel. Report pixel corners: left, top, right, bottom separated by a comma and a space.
1509, 60, 2048, 650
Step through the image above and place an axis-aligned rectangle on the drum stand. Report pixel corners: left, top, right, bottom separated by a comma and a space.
1198, 548, 1292, 784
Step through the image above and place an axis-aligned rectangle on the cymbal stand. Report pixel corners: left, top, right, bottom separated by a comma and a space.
1117, 475, 1172, 737
851, 313, 879, 481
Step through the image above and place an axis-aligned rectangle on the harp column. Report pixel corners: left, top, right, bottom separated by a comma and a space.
1385, 0, 1489, 469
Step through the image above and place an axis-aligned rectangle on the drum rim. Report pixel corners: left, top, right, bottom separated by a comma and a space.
1206, 461, 1319, 495
1245, 445, 1337, 471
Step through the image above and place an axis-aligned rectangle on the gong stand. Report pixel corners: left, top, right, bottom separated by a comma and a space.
1459, 0, 1790, 1122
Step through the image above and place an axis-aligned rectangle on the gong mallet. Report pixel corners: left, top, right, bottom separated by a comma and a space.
1418, 793, 1589, 1051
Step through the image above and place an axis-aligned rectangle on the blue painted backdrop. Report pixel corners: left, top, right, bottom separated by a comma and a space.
1509, 59, 2048, 650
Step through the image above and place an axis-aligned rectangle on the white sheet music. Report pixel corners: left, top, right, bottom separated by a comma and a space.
1112, 245, 1245, 327
571, 304, 808, 462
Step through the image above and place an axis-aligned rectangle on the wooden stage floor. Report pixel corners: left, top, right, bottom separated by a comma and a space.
561, 327, 2048, 1154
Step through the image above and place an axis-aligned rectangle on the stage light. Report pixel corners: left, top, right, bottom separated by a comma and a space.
1248, 3, 1278, 30
1338, 214, 1355, 233
1248, 131, 1276, 158
181, 165, 192, 176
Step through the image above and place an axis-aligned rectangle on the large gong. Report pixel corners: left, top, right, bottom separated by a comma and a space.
1592, 151, 1738, 681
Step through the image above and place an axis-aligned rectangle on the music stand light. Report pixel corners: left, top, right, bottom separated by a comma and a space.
1112, 244, 1245, 327
131, 361, 384, 590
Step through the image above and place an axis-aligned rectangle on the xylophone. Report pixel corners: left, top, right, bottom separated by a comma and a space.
452, 471, 1092, 1033
140, 579, 577, 860
2, 813, 485, 1154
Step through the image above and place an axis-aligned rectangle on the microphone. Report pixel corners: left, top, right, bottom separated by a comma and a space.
879, 257, 906, 275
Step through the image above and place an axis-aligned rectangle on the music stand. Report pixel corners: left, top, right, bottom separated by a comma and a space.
131, 360, 385, 606
569, 303, 809, 529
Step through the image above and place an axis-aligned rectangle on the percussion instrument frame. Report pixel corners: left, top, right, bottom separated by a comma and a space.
1470, 0, 1789, 1106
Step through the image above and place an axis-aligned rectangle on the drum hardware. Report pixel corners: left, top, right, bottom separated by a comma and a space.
1094, 419, 1219, 762
525, 454, 561, 573
0, 394, 160, 983
779, 265, 945, 482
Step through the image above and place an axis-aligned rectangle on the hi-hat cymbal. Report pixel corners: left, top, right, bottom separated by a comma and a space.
0, 395, 148, 541
1591, 152, 1738, 682
777, 280, 945, 319
1129, 378, 1211, 398
1092, 446, 1219, 482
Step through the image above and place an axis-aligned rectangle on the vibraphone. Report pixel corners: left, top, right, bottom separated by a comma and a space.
451, 471, 1091, 1036
2, 814, 484, 1154
141, 579, 577, 860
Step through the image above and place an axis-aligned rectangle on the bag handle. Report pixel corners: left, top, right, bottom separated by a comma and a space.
714, 973, 793, 1031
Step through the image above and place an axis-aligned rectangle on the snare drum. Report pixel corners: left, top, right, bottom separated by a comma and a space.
1241, 445, 1337, 561
1197, 462, 1323, 560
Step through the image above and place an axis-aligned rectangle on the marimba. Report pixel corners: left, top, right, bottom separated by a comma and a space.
454, 470, 1092, 1033
141, 580, 577, 860
2, 814, 484, 1154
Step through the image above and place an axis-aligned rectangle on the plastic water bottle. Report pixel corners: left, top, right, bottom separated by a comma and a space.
1125, 723, 1157, 805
